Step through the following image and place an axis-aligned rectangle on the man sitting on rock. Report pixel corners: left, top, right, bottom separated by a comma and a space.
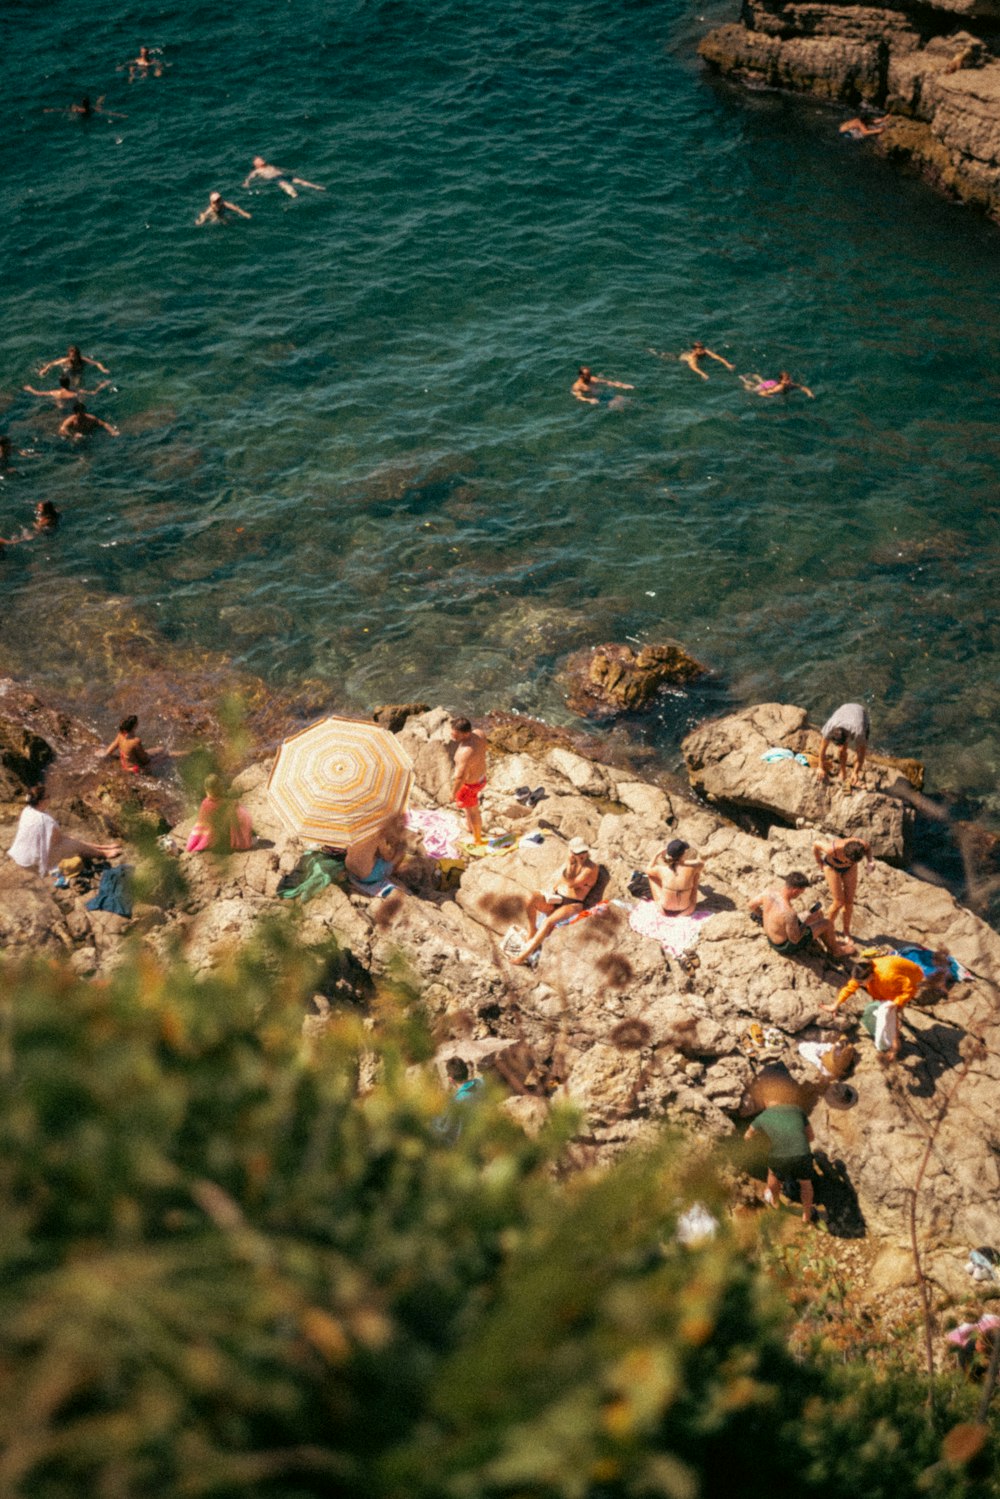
511, 837, 598, 967
749, 871, 848, 959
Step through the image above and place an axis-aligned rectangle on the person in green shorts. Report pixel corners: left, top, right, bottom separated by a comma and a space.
745, 1103, 815, 1223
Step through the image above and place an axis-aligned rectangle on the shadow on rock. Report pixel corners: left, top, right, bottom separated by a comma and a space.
812, 1150, 866, 1239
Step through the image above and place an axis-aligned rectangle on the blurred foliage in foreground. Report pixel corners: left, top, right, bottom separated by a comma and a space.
0, 932, 995, 1499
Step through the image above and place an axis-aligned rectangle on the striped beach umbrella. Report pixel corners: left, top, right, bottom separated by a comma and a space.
267, 716, 413, 847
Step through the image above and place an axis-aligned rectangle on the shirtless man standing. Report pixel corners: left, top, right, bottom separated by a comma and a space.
196, 192, 252, 226
646, 838, 704, 917
59, 401, 119, 439
748, 871, 846, 958
679, 340, 735, 381
243, 155, 325, 199
512, 837, 598, 966
450, 716, 488, 844
571, 366, 634, 405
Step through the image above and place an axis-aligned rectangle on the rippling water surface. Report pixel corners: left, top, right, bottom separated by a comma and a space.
2, 0, 998, 812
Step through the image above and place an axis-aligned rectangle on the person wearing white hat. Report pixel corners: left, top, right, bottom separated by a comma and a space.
511, 836, 598, 966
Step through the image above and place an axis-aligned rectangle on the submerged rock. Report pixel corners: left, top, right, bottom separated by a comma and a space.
564, 641, 708, 718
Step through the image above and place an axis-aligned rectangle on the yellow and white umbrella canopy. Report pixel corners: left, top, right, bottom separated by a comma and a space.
267, 716, 413, 846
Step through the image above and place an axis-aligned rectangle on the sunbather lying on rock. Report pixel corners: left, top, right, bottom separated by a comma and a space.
749, 871, 849, 959
511, 836, 598, 966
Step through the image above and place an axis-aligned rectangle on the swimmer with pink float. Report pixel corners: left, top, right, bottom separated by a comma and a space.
741, 370, 814, 399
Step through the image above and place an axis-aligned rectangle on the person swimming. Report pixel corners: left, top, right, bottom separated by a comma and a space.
59, 401, 119, 439
0, 436, 36, 475
679, 340, 736, 381
38, 345, 110, 384
0, 502, 60, 548
196, 192, 252, 225
242, 155, 325, 198
24, 373, 109, 402
125, 45, 164, 81
741, 370, 814, 399
571, 365, 634, 405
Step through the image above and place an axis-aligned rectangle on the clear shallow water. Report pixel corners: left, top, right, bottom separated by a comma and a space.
1, 0, 999, 813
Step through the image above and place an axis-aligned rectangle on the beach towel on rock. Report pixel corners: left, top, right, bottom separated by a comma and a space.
542, 901, 610, 932
894, 943, 973, 984
279, 851, 346, 903
406, 808, 463, 860
761, 747, 810, 766
629, 901, 713, 956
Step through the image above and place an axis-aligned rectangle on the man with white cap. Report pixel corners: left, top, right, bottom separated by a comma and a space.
511, 836, 598, 966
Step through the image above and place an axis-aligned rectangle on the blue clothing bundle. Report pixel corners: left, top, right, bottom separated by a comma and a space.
85, 864, 133, 918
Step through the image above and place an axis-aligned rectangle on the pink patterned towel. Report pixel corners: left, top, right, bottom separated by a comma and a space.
628, 902, 713, 956
406, 808, 463, 860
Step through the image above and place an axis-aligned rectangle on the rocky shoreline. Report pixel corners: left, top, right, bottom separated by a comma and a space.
699, 0, 1000, 221
3, 677, 999, 1297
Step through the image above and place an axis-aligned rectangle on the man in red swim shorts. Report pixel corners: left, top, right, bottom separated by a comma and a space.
450, 716, 488, 844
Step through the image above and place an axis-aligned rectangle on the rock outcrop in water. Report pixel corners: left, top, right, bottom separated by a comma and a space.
699, 0, 1000, 220
3, 695, 999, 1285
563, 640, 708, 718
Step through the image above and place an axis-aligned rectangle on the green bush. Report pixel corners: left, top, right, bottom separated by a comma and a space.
0, 941, 994, 1498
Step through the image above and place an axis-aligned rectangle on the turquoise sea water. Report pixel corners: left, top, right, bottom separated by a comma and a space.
1, 0, 998, 816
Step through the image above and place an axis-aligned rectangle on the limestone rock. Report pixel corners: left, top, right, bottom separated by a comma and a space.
699, 3, 1000, 224
501, 1094, 551, 1136
394, 707, 457, 806
563, 642, 708, 719
682, 703, 911, 860
371, 701, 431, 734
560, 1043, 645, 1123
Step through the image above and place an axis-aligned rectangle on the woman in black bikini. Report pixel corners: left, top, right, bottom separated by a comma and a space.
812, 836, 874, 949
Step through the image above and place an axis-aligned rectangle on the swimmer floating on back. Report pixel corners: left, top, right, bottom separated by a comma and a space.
24, 373, 109, 403
741, 370, 814, 399
196, 192, 252, 225
571, 365, 634, 405
243, 156, 325, 198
